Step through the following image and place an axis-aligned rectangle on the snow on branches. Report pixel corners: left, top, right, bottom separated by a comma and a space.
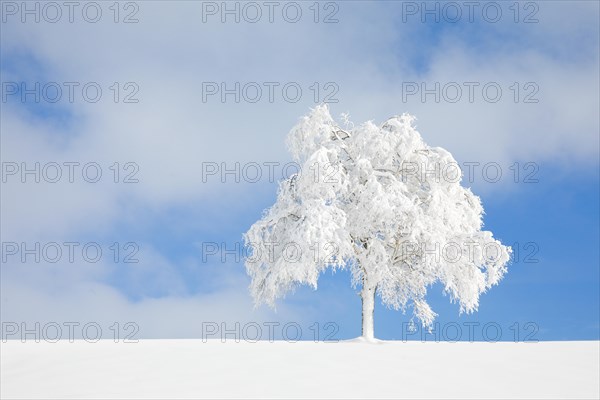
244, 105, 511, 337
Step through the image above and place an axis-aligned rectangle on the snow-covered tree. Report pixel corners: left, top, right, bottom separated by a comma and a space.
244, 105, 511, 340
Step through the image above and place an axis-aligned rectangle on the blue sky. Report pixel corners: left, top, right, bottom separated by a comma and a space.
1, 1, 598, 341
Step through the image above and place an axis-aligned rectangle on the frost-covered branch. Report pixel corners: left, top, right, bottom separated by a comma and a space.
244, 105, 511, 338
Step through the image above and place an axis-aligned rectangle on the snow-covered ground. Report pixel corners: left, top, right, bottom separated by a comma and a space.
1, 340, 598, 399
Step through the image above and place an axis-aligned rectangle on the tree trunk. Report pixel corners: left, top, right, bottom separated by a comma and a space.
361, 283, 376, 340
